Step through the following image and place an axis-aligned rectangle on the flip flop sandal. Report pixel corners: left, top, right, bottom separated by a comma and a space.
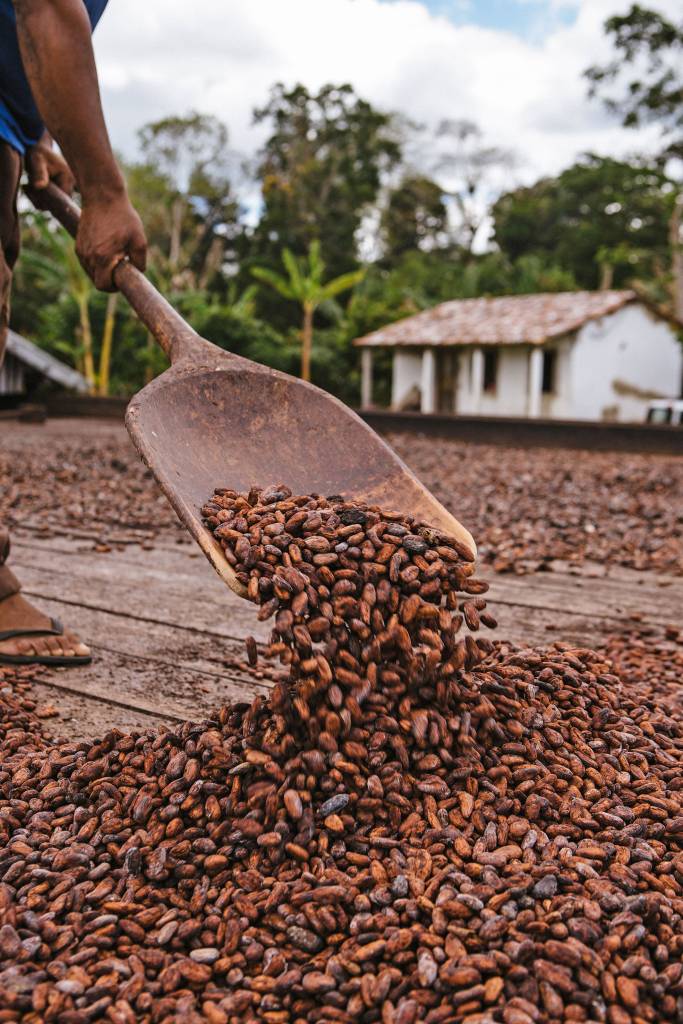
0, 617, 92, 666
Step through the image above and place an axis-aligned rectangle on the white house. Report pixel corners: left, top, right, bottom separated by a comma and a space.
355, 290, 683, 422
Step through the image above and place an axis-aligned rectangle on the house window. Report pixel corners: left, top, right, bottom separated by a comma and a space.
647, 406, 672, 424
542, 350, 556, 394
483, 349, 498, 392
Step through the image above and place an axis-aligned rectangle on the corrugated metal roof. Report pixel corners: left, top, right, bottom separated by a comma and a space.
0, 352, 25, 395
354, 290, 638, 348
6, 331, 89, 392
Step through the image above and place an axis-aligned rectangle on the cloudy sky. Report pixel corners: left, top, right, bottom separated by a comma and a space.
93, 0, 677, 190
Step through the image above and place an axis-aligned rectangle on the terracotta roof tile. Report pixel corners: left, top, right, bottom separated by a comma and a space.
354, 290, 637, 348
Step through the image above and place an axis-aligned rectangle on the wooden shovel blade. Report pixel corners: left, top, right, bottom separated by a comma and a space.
125, 354, 476, 597
23, 182, 476, 596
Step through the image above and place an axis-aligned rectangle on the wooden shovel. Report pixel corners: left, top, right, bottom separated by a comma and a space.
28, 183, 476, 596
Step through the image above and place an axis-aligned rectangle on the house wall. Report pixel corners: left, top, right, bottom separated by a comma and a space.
475, 347, 529, 417
391, 351, 423, 408
569, 304, 682, 422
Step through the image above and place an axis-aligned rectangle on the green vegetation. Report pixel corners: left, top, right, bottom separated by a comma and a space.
11, 8, 683, 401
252, 242, 364, 382
585, 3, 682, 316
492, 155, 675, 292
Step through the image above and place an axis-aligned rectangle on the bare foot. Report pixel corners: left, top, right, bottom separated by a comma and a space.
0, 592, 91, 663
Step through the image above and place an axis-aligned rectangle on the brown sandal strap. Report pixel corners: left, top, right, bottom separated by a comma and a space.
0, 617, 63, 643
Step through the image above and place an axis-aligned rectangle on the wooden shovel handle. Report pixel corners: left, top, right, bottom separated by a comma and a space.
25, 182, 205, 364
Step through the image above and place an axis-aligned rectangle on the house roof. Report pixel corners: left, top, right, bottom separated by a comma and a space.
6, 330, 89, 391
354, 289, 639, 348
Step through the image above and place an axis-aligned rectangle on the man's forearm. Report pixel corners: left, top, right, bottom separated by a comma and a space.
13, 0, 124, 201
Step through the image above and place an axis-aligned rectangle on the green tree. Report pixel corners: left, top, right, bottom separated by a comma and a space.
137, 112, 239, 289
251, 83, 401, 282
19, 217, 97, 391
178, 291, 288, 361
585, 5, 683, 315
252, 241, 364, 381
123, 160, 177, 264
585, 5, 682, 156
381, 175, 448, 264
492, 154, 674, 290
16, 215, 124, 395
97, 293, 119, 397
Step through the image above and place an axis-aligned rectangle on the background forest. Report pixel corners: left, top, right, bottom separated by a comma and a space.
9, 4, 683, 407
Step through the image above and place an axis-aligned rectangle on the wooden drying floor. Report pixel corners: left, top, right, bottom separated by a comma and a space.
4, 419, 682, 740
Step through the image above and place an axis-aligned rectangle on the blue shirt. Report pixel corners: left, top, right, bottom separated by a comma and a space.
0, 0, 109, 154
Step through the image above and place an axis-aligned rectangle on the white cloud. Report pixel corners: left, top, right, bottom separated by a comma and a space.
93, 0, 678, 193
513, 0, 579, 8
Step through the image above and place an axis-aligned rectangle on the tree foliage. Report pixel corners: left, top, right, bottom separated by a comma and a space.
492, 154, 674, 289
251, 83, 401, 279
253, 241, 364, 381
585, 6, 683, 316
585, 4, 683, 157
381, 175, 449, 264
136, 112, 240, 289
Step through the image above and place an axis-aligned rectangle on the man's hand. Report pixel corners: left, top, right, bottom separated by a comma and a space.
26, 133, 148, 292
76, 191, 147, 291
25, 132, 76, 194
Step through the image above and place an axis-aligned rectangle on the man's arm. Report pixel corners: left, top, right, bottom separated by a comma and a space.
13, 0, 146, 289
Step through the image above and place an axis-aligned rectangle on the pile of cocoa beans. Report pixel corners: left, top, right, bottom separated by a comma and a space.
0, 487, 680, 1024
386, 434, 682, 576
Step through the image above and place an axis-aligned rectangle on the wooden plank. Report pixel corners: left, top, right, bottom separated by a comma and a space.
8, 521, 681, 745
30, 681, 174, 739
485, 602, 615, 649
487, 572, 683, 625
15, 549, 643, 692
16, 594, 271, 683
32, 578, 612, 664
11, 552, 263, 642
10, 561, 613, 742
33, 668, 190, 723
11, 522, 190, 553
24, 597, 621, 743
11, 539, 683, 637
29, 642, 262, 721
11, 526, 191, 556
12, 529, 683, 593
16, 525, 682, 596
15, 594, 269, 717
6, 416, 679, 746
1, 418, 128, 446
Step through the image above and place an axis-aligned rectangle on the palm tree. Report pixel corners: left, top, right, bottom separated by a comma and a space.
97, 293, 119, 397
19, 216, 122, 395
20, 218, 96, 389
252, 241, 364, 381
